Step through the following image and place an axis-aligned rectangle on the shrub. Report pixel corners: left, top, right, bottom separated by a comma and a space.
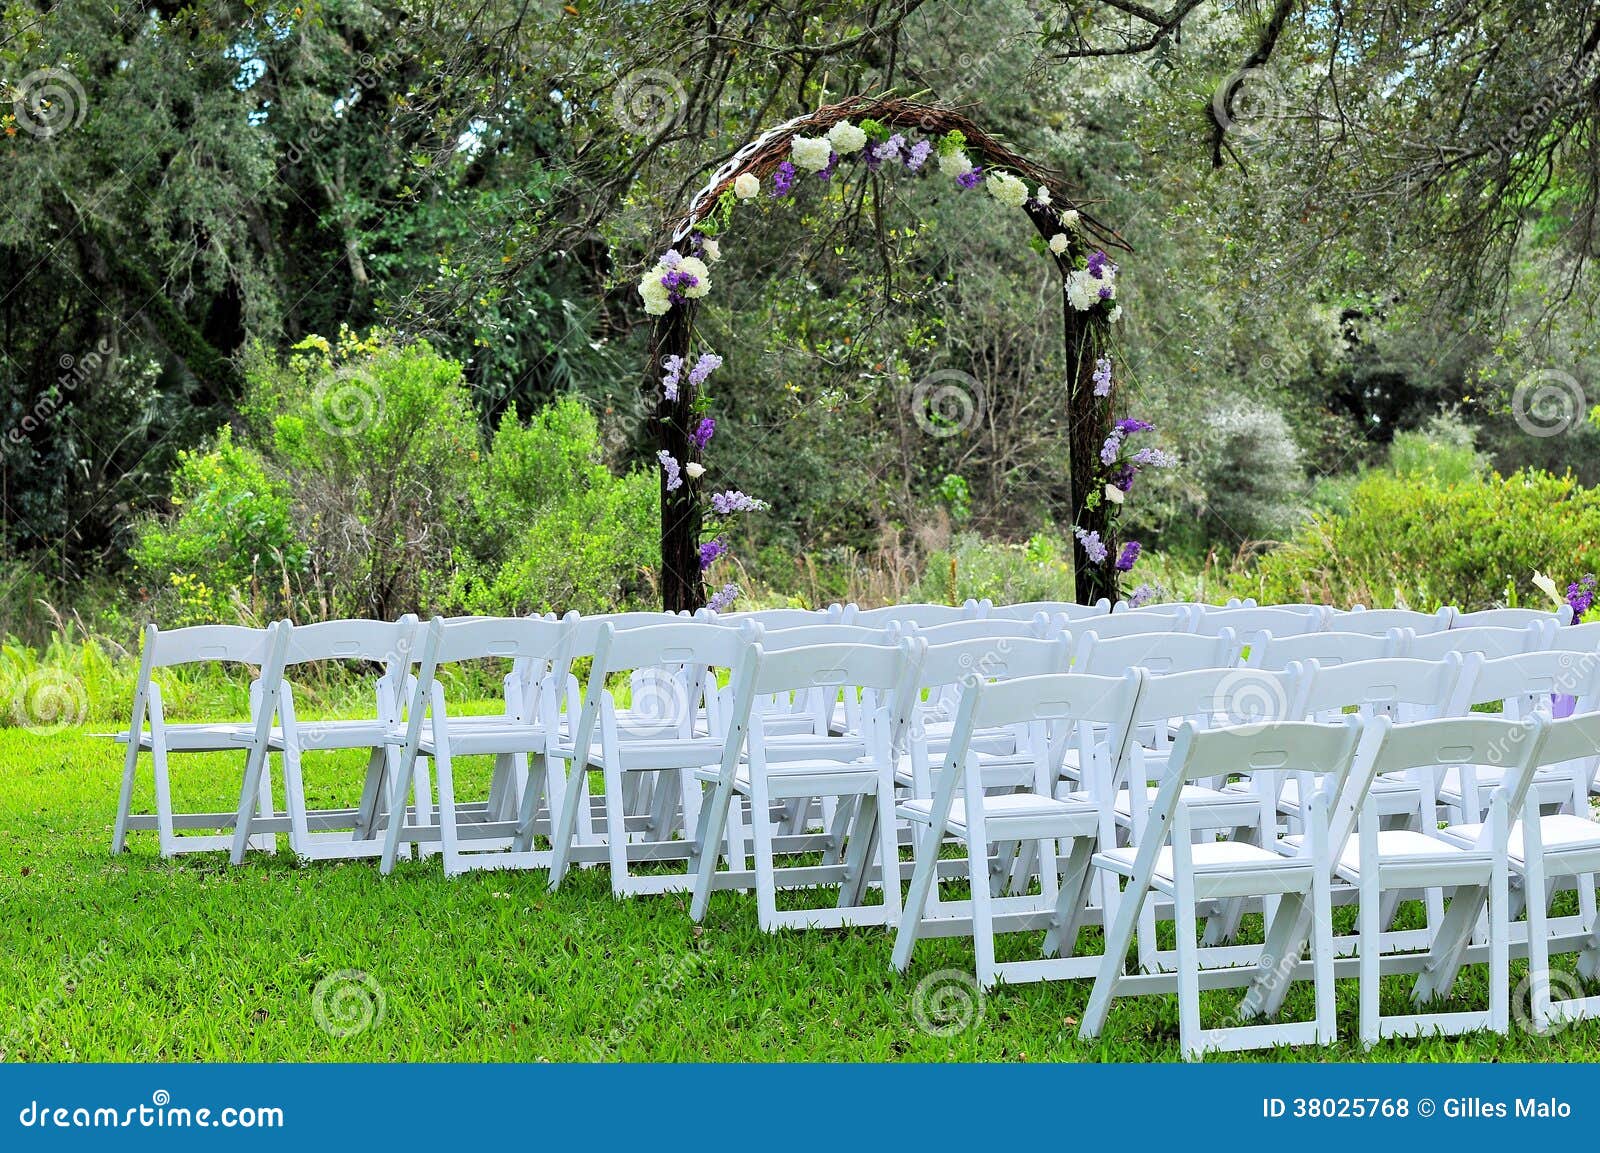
912, 531, 1077, 606
1191, 400, 1306, 544
1248, 467, 1600, 609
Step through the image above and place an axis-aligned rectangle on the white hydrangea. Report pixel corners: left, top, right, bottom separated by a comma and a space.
733, 172, 760, 199
638, 276, 671, 316
986, 171, 1029, 208
676, 255, 711, 298
701, 238, 721, 262
1060, 208, 1081, 230
791, 135, 833, 172
1065, 268, 1098, 311
826, 120, 867, 154
938, 148, 973, 177
1048, 233, 1069, 255
1035, 185, 1052, 206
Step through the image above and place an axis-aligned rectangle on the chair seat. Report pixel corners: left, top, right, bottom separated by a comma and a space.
1113, 783, 1256, 819
273, 718, 395, 750
899, 793, 1096, 836
693, 758, 884, 793
1098, 840, 1310, 883
1331, 829, 1486, 876
1439, 814, 1600, 866
117, 722, 259, 750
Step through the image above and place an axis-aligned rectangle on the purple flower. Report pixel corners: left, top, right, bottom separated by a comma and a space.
1115, 540, 1141, 572
1086, 249, 1117, 278
707, 582, 740, 614
818, 151, 840, 180
1098, 285, 1114, 300
691, 416, 716, 451
1100, 429, 1125, 465
657, 450, 682, 492
660, 249, 684, 269
1115, 418, 1154, 434
698, 538, 728, 571
867, 134, 904, 172
1131, 446, 1176, 469
957, 165, 983, 190
1092, 356, 1112, 397
710, 489, 768, 516
1127, 582, 1159, 609
661, 268, 700, 304
1074, 526, 1108, 566
906, 139, 932, 171
1568, 574, 1597, 622
772, 161, 796, 197
661, 355, 684, 402
688, 353, 722, 389
1111, 463, 1136, 492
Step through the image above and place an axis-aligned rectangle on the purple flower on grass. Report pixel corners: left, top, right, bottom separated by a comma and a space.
772, 161, 796, 196
1092, 357, 1113, 398
707, 582, 740, 613
698, 538, 728, 571
661, 355, 684, 401
691, 416, 716, 451
1074, 526, 1108, 566
657, 450, 682, 492
1115, 541, 1142, 572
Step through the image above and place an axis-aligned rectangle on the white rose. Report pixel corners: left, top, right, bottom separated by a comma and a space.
733, 172, 760, 199
1107, 304, 1123, 324
938, 148, 973, 177
1060, 208, 1081, 230
1066, 269, 1097, 311
826, 121, 868, 154
791, 135, 833, 172
1105, 484, 1125, 505
676, 255, 711, 298
1048, 233, 1069, 255
985, 171, 1029, 208
685, 462, 706, 479
701, 238, 721, 262
1035, 185, 1052, 206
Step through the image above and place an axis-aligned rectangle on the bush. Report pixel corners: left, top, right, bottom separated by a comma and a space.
1191, 400, 1306, 544
912, 531, 1077, 606
1388, 412, 1489, 485
447, 398, 660, 615
1248, 467, 1600, 609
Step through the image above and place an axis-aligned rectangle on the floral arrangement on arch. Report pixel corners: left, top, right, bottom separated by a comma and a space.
638, 113, 1152, 608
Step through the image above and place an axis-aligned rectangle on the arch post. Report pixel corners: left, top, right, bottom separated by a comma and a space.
652, 303, 705, 613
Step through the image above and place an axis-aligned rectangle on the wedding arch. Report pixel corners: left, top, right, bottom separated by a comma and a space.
637, 95, 1165, 612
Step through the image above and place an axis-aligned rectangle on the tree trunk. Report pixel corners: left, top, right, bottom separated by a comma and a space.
654, 305, 704, 612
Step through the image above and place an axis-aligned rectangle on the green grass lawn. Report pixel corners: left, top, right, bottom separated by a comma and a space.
4, 722, 1600, 1063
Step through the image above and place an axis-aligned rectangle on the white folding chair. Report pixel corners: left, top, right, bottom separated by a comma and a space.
1331, 606, 1454, 635
1245, 627, 1403, 670
1188, 605, 1327, 658
1074, 629, 1236, 677
899, 616, 1056, 645
1071, 610, 1187, 644
703, 605, 846, 628
1547, 619, 1600, 655
1443, 711, 1600, 1032
689, 639, 925, 930
378, 615, 569, 876
892, 669, 1145, 988
1340, 715, 1548, 1045
543, 621, 751, 896
112, 622, 289, 859
1079, 717, 1366, 1059
984, 599, 1110, 623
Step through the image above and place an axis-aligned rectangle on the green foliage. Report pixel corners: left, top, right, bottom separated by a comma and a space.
448, 399, 660, 616
912, 531, 1076, 605
1388, 413, 1490, 485
1248, 468, 1600, 610
131, 427, 304, 626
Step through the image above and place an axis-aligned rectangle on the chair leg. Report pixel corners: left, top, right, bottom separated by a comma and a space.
875, 775, 902, 925
602, 757, 632, 897
1174, 875, 1203, 1061
230, 743, 273, 865
892, 821, 945, 972
1312, 867, 1336, 1045
112, 741, 140, 855
1489, 856, 1510, 1034
546, 755, 588, 890
967, 833, 999, 989
151, 739, 177, 859
689, 778, 732, 922
750, 774, 779, 932
1525, 859, 1553, 1032
434, 745, 464, 877
1042, 837, 1096, 959
1359, 873, 1382, 1048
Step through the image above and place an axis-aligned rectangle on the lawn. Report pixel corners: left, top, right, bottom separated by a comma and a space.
4, 722, 1599, 1063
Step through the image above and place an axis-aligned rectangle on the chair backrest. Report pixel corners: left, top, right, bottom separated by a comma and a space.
740, 622, 894, 650
1452, 649, 1600, 717
1404, 622, 1548, 662
1132, 665, 1301, 733
1367, 715, 1548, 841
1075, 629, 1235, 677
1296, 654, 1463, 723
1451, 606, 1572, 630
984, 599, 1110, 622
844, 600, 986, 627
703, 606, 844, 628
1189, 605, 1326, 644
145, 623, 281, 669
1329, 606, 1453, 636
280, 616, 418, 668
1073, 610, 1186, 643
917, 635, 1074, 694
1536, 711, 1600, 778
1245, 628, 1401, 670
1543, 619, 1600, 654
901, 616, 1054, 645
